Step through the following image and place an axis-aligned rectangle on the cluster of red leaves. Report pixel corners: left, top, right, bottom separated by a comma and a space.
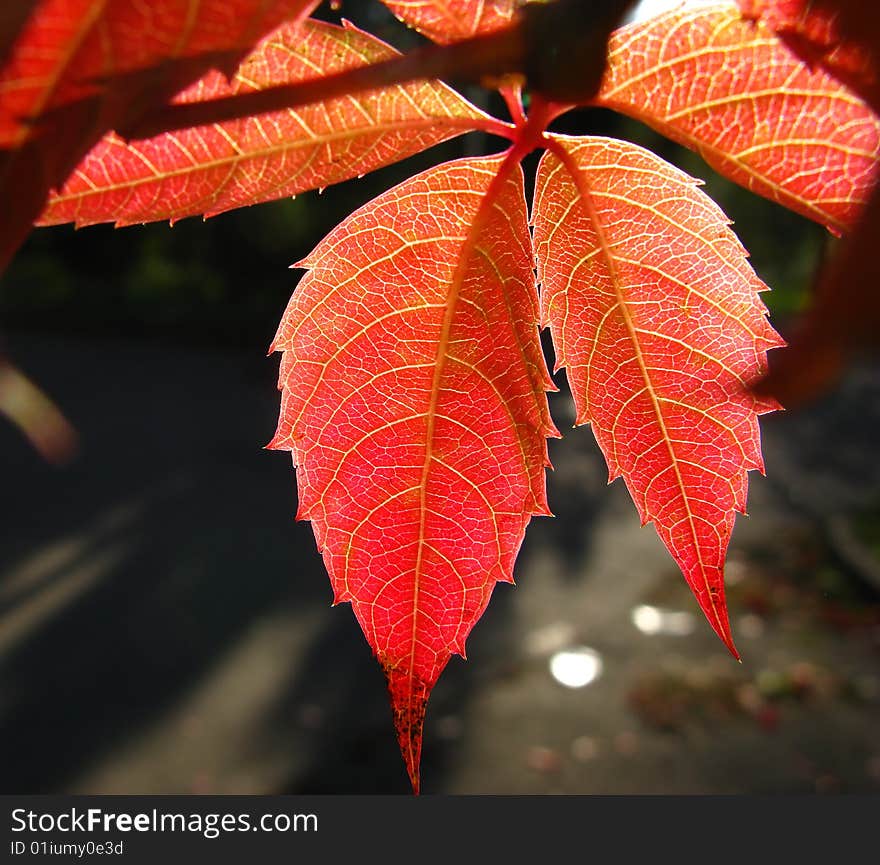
1, 0, 877, 791
0, 0, 321, 272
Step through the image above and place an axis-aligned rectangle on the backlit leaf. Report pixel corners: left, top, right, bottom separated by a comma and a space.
38, 18, 495, 227
381, 0, 519, 42
270, 154, 557, 791
737, 0, 879, 110
534, 135, 783, 653
596, 1, 880, 233
0, 0, 319, 270
736, 0, 880, 405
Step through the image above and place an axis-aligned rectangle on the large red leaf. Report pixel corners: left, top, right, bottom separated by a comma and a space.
0, 0, 318, 269
534, 135, 783, 654
596, 1, 880, 233
269, 153, 557, 791
38, 18, 497, 227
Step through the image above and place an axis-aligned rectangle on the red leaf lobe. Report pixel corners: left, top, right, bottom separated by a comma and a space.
534, 134, 783, 655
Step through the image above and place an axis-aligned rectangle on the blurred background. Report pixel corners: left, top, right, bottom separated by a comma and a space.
1, 0, 878, 794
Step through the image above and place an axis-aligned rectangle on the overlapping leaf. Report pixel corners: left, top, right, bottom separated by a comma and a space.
379, 0, 637, 106
596, 1, 880, 233
381, 0, 519, 42
38, 18, 496, 227
534, 135, 783, 653
269, 154, 557, 791
0, 0, 316, 144
106, 0, 636, 142
0, 0, 319, 269
738, 0, 879, 110
736, 0, 880, 405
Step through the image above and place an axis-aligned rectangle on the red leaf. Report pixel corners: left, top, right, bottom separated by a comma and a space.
735, 0, 880, 405
534, 135, 783, 654
380, 0, 518, 43
737, 0, 880, 110
269, 154, 557, 791
38, 19, 496, 227
0, 0, 318, 269
596, 2, 880, 233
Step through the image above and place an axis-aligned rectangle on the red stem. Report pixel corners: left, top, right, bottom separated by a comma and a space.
499, 82, 526, 128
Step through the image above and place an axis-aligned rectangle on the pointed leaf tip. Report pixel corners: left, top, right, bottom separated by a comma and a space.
534, 135, 779, 658
706, 586, 740, 660
383, 662, 431, 795
272, 155, 555, 792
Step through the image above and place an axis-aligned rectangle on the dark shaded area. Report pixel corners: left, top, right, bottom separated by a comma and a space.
3, 332, 877, 794
0, 337, 321, 790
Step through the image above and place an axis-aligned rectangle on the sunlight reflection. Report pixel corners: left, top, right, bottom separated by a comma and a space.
629, 0, 719, 25
549, 646, 603, 688
631, 604, 695, 636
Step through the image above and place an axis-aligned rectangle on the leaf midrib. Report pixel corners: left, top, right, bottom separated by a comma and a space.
46, 115, 487, 215
549, 137, 728, 641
